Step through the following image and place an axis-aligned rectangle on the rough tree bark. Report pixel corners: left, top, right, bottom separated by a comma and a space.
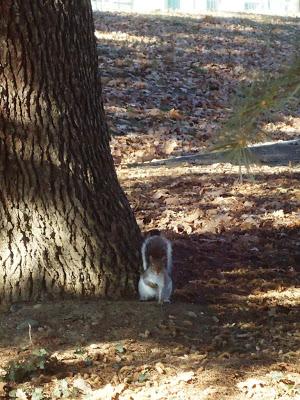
0, 1, 141, 303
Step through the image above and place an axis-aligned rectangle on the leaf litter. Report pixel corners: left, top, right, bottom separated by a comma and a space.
0, 10, 299, 400
94, 11, 299, 165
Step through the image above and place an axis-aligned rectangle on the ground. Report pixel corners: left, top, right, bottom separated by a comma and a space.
0, 10, 299, 400
1, 162, 299, 399
94, 11, 299, 164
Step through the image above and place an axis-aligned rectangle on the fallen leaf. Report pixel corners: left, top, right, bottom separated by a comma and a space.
174, 371, 195, 383
168, 108, 184, 120
153, 189, 169, 199
83, 383, 126, 400
155, 362, 165, 374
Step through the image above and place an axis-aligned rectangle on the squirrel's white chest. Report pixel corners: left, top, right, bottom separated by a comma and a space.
138, 273, 161, 300
138, 271, 172, 302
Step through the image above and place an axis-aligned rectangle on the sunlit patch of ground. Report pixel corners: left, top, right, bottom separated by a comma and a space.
248, 287, 300, 306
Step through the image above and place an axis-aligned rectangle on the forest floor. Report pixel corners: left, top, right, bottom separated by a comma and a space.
93, 11, 300, 165
0, 10, 300, 400
0, 163, 299, 400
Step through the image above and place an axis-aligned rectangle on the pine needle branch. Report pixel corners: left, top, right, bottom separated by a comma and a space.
211, 56, 300, 174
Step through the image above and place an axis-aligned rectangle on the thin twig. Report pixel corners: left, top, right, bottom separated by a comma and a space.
28, 323, 33, 346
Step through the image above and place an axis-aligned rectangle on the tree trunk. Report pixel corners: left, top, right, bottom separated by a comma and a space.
0, 1, 141, 304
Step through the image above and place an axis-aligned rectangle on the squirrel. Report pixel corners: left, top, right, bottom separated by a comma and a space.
138, 230, 173, 303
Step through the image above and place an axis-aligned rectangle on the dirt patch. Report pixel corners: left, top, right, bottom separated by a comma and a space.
0, 297, 299, 399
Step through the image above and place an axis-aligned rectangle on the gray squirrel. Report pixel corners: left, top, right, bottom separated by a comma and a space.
138, 231, 173, 303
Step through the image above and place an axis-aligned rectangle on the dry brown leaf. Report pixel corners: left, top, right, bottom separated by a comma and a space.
73, 378, 92, 394
155, 362, 166, 374
106, 79, 121, 87
132, 81, 147, 89
147, 108, 163, 117
153, 189, 169, 199
168, 108, 184, 120
218, 352, 230, 359
174, 371, 195, 384
184, 209, 203, 223
164, 139, 178, 155
240, 216, 260, 230
83, 383, 127, 400
115, 59, 128, 67
0, 382, 5, 395
182, 320, 193, 326
165, 196, 179, 206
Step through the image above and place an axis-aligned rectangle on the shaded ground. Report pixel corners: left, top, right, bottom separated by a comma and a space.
128, 139, 300, 168
0, 162, 299, 399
